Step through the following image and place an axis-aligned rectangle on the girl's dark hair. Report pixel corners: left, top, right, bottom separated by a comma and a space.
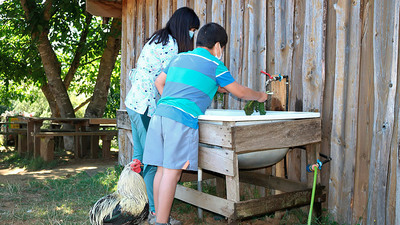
148, 7, 200, 53
196, 23, 228, 49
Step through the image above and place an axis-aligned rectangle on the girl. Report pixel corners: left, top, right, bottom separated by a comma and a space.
124, 7, 200, 225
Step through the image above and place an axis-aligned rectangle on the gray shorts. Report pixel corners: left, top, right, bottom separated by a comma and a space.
143, 115, 199, 171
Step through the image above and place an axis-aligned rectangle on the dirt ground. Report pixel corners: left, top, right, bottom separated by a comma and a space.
0, 155, 283, 225
0, 158, 119, 184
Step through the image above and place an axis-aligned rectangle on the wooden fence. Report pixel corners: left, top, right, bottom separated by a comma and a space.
117, 0, 400, 224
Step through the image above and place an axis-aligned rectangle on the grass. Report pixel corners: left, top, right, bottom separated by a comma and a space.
0, 148, 61, 171
0, 165, 123, 224
0, 145, 348, 225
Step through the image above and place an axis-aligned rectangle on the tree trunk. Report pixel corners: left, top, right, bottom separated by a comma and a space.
41, 83, 60, 117
37, 32, 76, 118
82, 18, 121, 158
84, 18, 122, 118
21, 0, 75, 119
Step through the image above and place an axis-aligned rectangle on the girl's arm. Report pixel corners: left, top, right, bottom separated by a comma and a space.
155, 71, 167, 95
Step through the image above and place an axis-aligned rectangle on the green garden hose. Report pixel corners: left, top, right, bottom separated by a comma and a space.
307, 166, 318, 225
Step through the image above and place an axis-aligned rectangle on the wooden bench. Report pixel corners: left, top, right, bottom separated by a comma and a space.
0, 127, 28, 154
32, 130, 118, 161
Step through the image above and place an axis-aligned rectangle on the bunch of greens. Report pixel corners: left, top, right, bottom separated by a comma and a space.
243, 91, 272, 115
244, 101, 266, 115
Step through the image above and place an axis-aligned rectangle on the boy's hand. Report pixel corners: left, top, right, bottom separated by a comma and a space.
257, 92, 269, 102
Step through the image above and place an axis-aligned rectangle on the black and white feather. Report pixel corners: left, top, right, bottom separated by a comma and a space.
89, 162, 149, 225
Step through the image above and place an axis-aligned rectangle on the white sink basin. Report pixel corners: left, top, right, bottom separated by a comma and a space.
199, 109, 320, 169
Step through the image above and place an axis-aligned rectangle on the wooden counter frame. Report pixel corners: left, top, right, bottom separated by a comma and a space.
117, 109, 324, 223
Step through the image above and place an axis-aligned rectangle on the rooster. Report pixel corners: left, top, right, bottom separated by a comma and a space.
89, 159, 149, 225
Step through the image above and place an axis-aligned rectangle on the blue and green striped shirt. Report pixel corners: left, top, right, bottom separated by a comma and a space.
155, 47, 235, 129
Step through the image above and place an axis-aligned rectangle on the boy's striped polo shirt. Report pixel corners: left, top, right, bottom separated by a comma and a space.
155, 47, 235, 129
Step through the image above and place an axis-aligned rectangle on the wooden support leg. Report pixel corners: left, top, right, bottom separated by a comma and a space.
26, 121, 34, 156
74, 135, 81, 158
226, 154, 240, 223
17, 134, 27, 156
101, 135, 112, 159
40, 137, 54, 162
33, 122, 42, 158
74, 124, 82, 158
90, 135, 100, 158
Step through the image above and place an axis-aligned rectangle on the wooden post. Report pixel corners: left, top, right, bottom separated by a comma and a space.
40, 137, 54, 162
26, 120, 34, 156
17, 134, 27, 156
101, 135, 113, 159
33, 121, 42, 158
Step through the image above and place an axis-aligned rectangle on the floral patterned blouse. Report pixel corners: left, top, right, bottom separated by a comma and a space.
125, 35, 178, 116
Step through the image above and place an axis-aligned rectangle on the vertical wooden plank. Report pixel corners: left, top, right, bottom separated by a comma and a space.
176, 0, 187, 9
301, 0, 325, 112
227, 0, 244, 110
328, 0, 349, 220
26, 120, 34, 155
194, 0, 207, 31
17, 134, 27, 156
329, 0, 362, 223
211, 0, 225, 25
210, 0, 226, 109
40, 137, 54, 162
226, 153, 240, 202
286, 0, 305, 183
319, 0, 336, 210
135, 0, 146, 62
33, 122, 41, 158
159, 0, 173, 28
301, 0, 326, 189
266, 0, 275, 81
387, 3, 400, 218
240, 0, 250, 108
146, 0, 158, 39
341, 0, 361, 222
367, 0, 399, 223
353, 1, 373, 223
394, 22, 400, 225
120, 0, 128, 109
270, 0, 289, 183
119, 0, 136, 165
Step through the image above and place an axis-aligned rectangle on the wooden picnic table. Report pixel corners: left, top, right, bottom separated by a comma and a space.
19, 117, 117, 161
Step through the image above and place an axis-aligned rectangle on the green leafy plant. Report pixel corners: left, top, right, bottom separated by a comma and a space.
244, 101, 266, 116
243, 91, 272, 115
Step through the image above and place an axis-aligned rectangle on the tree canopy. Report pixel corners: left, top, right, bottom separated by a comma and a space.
0, 0, 120, 118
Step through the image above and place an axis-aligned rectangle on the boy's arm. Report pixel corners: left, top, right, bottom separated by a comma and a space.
223, 81, 268, 102
155, 71, 167, 95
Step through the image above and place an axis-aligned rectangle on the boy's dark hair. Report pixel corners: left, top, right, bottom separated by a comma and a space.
196, 23, 228, 49
148, 7, 200, 53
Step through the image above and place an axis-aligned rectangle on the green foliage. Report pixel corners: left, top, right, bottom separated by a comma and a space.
12, 84, 52, 117
104, 57, 121, 118
244, 101, 266, 116
0, 0, 120, 117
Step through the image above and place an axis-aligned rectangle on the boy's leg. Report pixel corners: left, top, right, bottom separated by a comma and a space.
156, 168, 183, 224
153, 166, 164, 217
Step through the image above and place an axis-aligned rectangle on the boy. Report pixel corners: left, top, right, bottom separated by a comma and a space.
143, 23, 269, 225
